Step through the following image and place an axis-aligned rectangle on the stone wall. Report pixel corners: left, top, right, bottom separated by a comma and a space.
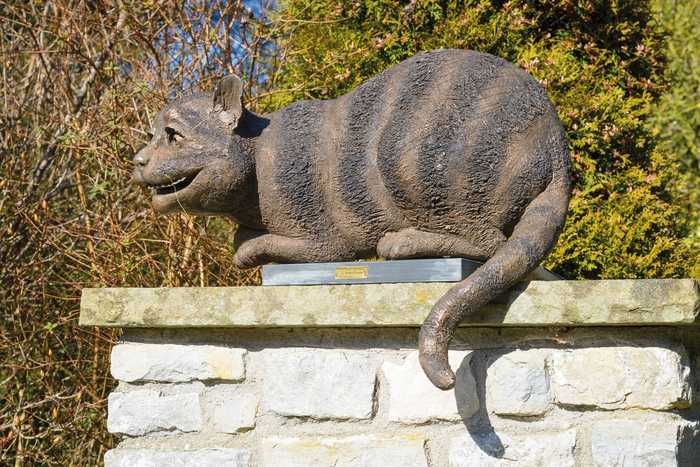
80, 280, 700, 466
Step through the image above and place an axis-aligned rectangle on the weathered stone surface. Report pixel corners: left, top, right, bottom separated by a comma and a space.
202, 385, 257, 433
449, 429, 577, 466
590, 419, 700, 467
383, 351, 478, 423
261, 435, 428, 467
107, 390, 202, 436
485, 349, 551, 416
80, 279, 700, 328
261, 348, 376, 419
104, 448, 252, 467
111, 344, 246, 383
90, 279, 700, 465
549, 346, 690, 410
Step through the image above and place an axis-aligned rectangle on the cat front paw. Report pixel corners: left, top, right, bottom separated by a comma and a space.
377, 229, 420, 259
233, 240, 266, 269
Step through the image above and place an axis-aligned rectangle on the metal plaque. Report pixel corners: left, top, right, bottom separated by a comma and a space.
334, 265, 369, 280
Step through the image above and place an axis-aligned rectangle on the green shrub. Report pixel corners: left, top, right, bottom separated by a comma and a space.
653, 0, 700, 267
270, 0, 698, 278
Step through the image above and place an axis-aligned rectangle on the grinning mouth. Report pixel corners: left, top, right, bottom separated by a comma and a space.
148, 174, 196, 195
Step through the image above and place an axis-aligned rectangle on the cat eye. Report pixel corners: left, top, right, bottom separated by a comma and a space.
165, 126, 184, 143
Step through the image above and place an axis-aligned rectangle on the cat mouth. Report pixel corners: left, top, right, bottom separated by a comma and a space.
147, 173, 197, 196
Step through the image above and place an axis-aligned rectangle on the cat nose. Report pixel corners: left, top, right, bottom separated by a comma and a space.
134, 149, 149, 167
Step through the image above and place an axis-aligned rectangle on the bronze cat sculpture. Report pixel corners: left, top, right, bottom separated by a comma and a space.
132, 49, 571, 390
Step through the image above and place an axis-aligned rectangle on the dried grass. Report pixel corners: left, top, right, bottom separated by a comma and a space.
0, 1, 277, 464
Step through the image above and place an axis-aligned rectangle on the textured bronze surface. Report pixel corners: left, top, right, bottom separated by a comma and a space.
132, 49, 571, 389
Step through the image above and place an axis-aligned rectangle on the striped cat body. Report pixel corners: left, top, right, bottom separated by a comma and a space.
257, 50, 566, 256
133, 49, 571, 389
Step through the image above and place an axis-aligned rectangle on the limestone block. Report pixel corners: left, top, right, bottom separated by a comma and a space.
261, 348, 376, 419
111, 343, 246, 383
485, 349, 551, 416
104, 448, 252, 467
202, 385, 257, 433
80, 279, 700, 328
449, 429, 577, 466
107, 389, 202, 436
261, 435, 428, 467
382, 351, 478, 423
590, 419, 700, 467
549, 346, 690, 410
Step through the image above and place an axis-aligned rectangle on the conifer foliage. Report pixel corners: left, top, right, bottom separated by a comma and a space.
269, 0, 698, 279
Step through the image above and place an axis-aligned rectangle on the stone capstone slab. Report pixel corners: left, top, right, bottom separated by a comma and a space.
382, 351, 478, 423
107, 389, 202, 436
485, 349, 551, 417
549, 346, 691, 410
448, 429, 577, 467
202, 385, 257, 433
104, 448, 252, 467
261, 348, 377, 420
80, 279, 700, 328
590, 419, 700, 467
111, 344, 246, 383
261, 434, 428, 467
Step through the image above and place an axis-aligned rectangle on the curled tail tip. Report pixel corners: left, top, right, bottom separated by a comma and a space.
419, 335, 456, 390
419, 352, 455, 390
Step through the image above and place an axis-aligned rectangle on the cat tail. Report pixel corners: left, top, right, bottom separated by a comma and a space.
419, 171, 570, 390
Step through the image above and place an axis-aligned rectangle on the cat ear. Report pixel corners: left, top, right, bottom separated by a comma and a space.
213, 75, 244, 127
